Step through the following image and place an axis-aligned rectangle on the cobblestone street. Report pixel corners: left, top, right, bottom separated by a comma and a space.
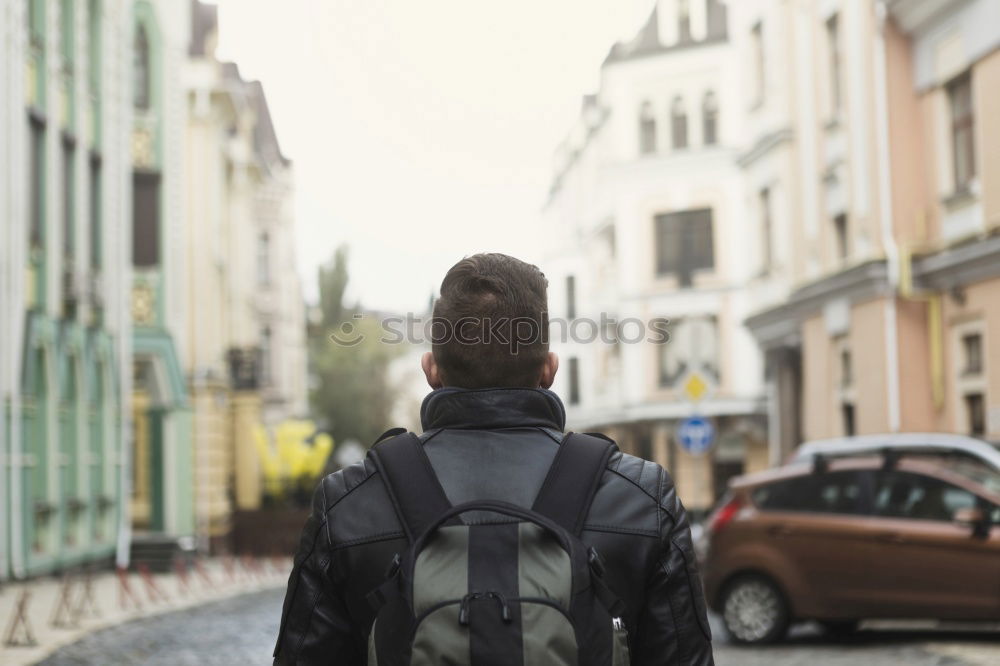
38, 588, 285, 666
711, 615, 1000, 666
37, 586, 1000, 665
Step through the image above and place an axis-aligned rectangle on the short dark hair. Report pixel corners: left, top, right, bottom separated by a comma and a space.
431, 253, 549, 388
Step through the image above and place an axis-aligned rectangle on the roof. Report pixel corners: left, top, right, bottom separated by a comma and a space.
249, 80, 291, 167
190, 0, 219, 57
219, 64, 292, 168
603, 1, 729, 66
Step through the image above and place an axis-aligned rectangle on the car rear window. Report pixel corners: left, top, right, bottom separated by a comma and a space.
874, 470, 982, 521
752, 470, 868, 515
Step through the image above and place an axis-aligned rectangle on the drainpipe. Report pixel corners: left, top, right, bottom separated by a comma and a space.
8, 1, 26, 578
874, 1, 902, 433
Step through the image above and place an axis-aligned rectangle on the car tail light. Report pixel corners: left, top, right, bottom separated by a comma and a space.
707, 496, 743, 534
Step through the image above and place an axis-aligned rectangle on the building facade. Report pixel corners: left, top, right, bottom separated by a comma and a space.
184, 0, 307, 550
1, 0, 308, 577
126, 0, 195, 551
1, 0, 132, 579
543, 0, 770, 513
740, 0, 1000, 453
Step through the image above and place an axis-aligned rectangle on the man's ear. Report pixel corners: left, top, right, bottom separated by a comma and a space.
421, 351, 444, 389
538, 352, 559, 389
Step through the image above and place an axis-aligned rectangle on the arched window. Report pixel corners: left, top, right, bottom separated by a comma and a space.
257, 232, 271, 286
703, 91, 718, 145
678, 0, 692, 43
671, 96, 688, 149
639, 101, 657, 155
133, 24, 150, 109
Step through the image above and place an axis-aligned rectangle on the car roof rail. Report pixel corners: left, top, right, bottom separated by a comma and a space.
880, 448, 900, 470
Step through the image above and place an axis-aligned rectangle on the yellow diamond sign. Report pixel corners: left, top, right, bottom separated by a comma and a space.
683, 373, 709, 402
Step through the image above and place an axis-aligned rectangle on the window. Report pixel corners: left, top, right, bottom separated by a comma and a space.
62, 139, 75, 260
833, 213, 849, 263
753, 471, 869, 515
658, 334, 681, 388
948, 72, 975, 192
639, 101, 656, 155
962, 333, 983, 376
841, 402, 856, 437
678, 0, 692, 43
565, 275, 576, 320
840, 348, 852, 388
759, 188, 772, 273
702, 91, 718, 146
568, 357, 580, 405
965, 393, 985, 437
751, 22, 764, 105
133, 24, 151, 109
132, 171, 160, 267
636, 430, 653, 462
89, 156, 101, 269
706, 0, 727, 39
671, 96, 688, 149
257, 232, 271, 286
29, 120, 45, 250
826, 14, 842, 115
655, 209, 714, 286
874, 471, 978, 522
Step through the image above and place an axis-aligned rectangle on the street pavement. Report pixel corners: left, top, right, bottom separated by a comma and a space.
38, 586, 1000, 665
711, 614, 1000, 666
0, 558, 290, 666
37, 588, 284, 666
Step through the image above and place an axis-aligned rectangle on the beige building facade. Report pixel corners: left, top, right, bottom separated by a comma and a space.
743, 0, 1000, 455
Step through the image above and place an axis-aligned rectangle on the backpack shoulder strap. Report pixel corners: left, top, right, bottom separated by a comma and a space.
368, 431, 453, 542
531, 432, 616, 536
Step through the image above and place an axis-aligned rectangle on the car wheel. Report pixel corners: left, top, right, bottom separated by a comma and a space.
721, 574, 789, 645
820, 619, 859, 636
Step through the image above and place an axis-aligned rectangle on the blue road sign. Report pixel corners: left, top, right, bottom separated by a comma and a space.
677, 416, 714, 455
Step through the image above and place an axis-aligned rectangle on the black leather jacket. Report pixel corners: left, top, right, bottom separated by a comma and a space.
274, 387, 714, 665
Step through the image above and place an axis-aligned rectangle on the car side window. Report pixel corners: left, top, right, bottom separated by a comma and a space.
874, 471, 978, 522
753, 471, 868, 515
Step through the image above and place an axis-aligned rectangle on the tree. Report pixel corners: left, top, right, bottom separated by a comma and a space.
309, 246, 402, 449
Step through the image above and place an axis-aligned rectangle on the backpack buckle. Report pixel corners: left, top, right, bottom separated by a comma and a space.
384, 553, 401, 580
588, 547, 606, 578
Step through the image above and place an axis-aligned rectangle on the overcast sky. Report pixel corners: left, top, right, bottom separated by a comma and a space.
214, 0, 654, 312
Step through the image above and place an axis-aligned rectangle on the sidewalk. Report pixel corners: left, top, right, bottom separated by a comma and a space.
0, 556, 292, 666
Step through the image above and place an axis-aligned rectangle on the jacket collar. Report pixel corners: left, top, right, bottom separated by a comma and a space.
420, 387, 566, 432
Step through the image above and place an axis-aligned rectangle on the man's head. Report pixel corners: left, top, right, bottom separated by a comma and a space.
421, 253, 558, 390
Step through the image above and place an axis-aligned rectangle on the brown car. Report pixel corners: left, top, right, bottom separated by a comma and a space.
701, 454, 1000, 643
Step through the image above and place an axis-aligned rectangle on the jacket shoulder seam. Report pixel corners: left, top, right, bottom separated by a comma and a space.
605, 465, 678, 524
323, 466, 378, 517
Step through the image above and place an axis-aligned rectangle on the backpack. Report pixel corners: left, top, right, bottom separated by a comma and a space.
364, 430, 632, 666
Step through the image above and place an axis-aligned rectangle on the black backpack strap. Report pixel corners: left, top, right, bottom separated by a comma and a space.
368, 432, 453, 542
532, 432, 616, 535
